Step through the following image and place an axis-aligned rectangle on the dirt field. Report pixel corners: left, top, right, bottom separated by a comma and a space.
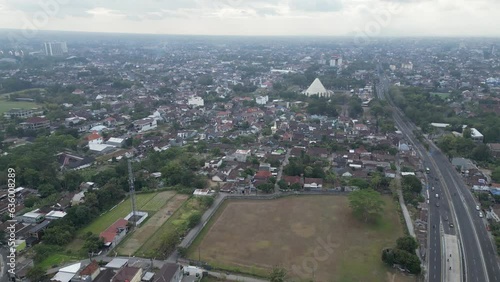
190, 195, 416, 282
116, 193, 188, 256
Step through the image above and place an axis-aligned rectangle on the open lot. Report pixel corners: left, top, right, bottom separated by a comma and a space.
0, 100, 39, 114
188, 195, 416, 282
116, 193, 187, 256
79, 191, 173, 236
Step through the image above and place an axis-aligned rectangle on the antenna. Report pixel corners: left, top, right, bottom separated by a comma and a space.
127, 158, 137, 228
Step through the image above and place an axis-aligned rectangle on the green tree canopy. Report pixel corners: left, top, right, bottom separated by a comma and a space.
348, 188, 385, 222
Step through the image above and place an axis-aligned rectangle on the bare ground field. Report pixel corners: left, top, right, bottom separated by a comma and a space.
190, 195, 418, 282
116, 193, 188, 256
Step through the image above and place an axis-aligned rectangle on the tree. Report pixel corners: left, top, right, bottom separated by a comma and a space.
258, 183, 275, 193
348, 189, 385, 222
269, 266, 287, 282
26, 266, 46, 282
396, 236, 418, 253
187, 212, 202, 228
83, 233, 104, 253
290, 183, 302, 191
492, 167, 500, 183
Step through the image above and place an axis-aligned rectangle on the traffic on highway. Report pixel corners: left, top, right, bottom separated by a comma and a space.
376, 63, 500, 282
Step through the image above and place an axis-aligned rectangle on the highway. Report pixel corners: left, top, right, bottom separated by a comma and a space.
376, 65, 500, 282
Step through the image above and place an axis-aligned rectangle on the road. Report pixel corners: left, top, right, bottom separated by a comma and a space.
376, 64, 500, 282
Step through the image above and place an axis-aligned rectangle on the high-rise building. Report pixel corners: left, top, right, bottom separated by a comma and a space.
44, 42, 68, 56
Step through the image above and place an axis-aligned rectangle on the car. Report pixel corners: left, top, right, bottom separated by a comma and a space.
444, 216, 448, 221
449, 223, 454, 228
476, 205, 480, 211
436, 202, 440, 207
435, 193, 439, 198
479, 212, 484, 218
432, 187, 435, 191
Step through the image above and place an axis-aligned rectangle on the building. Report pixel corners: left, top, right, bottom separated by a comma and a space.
3, 108, 43, 119
100, 219, 128, 246
154, 263, 183, 282
401, 62, 413, 70
234, 149, 251, 162
329, 56, 343, 67
106, 137, 125, 147
134, 118, 157, 132
255, 95, 269, 105
188, 96, 204, 107
20, 212, 44, 224
303, 78, 333, 98
73, 261, 100, 282
19, 117, 50, 130
470, 128, 484, 143
487, 143, 500, 158
112, 267, 142, 282
44, 41, 68, 56
304, 178, 323, 190
45, 210, 67, 220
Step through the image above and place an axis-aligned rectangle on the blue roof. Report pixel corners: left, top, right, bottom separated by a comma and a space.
490, 188, 500, 196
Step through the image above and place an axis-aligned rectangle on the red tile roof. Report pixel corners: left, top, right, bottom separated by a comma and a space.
283, 175, 301, 185
100, 219, 128, 243
80, 260, 99, 276
254, 171, 272, 179
87, 131, 102, 141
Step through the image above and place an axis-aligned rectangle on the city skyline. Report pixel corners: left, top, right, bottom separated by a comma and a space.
0, 0, 499, 37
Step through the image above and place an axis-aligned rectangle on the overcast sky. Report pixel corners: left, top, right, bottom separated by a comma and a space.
0, 0, 499, 37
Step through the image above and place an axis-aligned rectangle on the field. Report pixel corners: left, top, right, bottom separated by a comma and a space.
116, 193, 188, 256
430, 92, 450, 99
78, 192, 159, 235
188, 195, 417, 282
0, 100, 39, 114
135, 196, 208, 258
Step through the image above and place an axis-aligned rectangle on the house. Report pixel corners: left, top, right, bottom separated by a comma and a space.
57, 152, 95, 170
256, 95, 269, 105
51, 263, 82, 282
154, 263, 183, 282
28, 220, 51, 239
112, 267, 142, 282
304, 178, 323, 189
470, 128, 484, 143
20, 212, 44, 224
188, 96, 204, 107
105, 258, 129, 270
134, 118, 157, 132
94, 269, 116, 282
234, 149, 251, 162
106, 137, 125, 147
87, 131, 105, 150
100, 219, 128, 246
488, 143, 500, 158
211, 172, 226, 182
4, 108, 43, 119
73, 260, 100, 282
19, 116, 50, 130
282, 175, 302, 187
307, 147, 329, 159
45, 210, 67, 220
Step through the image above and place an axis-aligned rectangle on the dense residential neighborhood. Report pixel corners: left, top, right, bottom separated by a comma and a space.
0, 32, 499, 282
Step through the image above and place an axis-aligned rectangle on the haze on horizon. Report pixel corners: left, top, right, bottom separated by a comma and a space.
0, 0, 499, 37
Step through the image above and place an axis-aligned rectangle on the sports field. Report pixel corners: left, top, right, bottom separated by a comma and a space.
0, 100, 39, 114
188, 195, 416, 282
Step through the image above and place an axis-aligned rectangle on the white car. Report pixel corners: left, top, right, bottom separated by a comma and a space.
479, 212, 484, 218
476, 205, 480, 211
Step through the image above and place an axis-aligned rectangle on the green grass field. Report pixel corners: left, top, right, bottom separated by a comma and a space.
430, 92, 450, 99
188, 195, 413, 282
79, 192, 162, 235
135, 197, 205, 258
0, 100, 39, 114
0, 88, 45, 99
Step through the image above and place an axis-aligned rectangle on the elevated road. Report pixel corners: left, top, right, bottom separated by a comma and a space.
376, 65, 500, 282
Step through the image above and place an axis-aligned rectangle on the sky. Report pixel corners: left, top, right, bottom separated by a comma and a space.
0, 0, 499, 37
